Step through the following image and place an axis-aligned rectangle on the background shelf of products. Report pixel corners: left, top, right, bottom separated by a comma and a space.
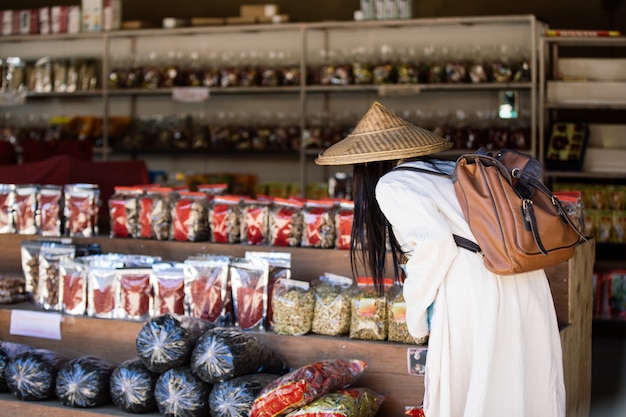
538, 35, 626, 329
1, 14, 542, 194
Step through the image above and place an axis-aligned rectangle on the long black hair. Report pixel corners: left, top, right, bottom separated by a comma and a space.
350, 161, 404, 295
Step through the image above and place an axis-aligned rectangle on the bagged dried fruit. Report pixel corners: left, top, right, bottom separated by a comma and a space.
154, 366, 212, 417
136, 314, 213, 373
5, 348, 68, 400
208, 373, 280, 417
190, 327, 287, 384
110, 357, 159, 414
55, 356, 113, 408
250, 358, 367, 417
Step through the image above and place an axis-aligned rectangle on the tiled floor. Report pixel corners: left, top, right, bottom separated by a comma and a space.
589, 335, 626, 417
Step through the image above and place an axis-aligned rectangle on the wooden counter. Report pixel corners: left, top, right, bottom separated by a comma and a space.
0, 235, 594, 417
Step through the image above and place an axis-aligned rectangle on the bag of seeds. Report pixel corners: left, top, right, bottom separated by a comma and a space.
230, 257, 269, 331
110, 357, 159, 414
271, 278, 314, 336
387, 284, 428, 345
55, 356, 113, 408
349, 277, 392, 341
311, 273, 353, 336
208, 373, 280, 417
154, 366, 212, 417
183, 256, 230, 325
0, 341, 32, 393
250, 358, 367, 417
5, 348, 68, 400
190, 327, 287, 384
136, 313, 213, 374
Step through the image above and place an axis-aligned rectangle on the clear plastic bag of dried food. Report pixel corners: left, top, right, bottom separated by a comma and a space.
137, 187, 176, 240
0, 184, 15, 234
13, 184, 38, 235
190, 327, 288, 384
63, 183, 100, 237
0, 341, 32, 393
171, 191, 210, 242
268, 197, 304, 247
117, 268, 153, 320
387, 284, 428, 345
110, 357, 159, 414
59, 258, 89, 315
209, 195, 242, 243
301, 199, 337, 248
0, 273, 28, 304
283, 391, 359, 417
271, 278, 314, 336
230, 257, 269, 330
109, 186, 141, 238
87, 266, 118, 318
153, 264, 186, 316
245, 251, 291, 329
5, 348, 68, 400
209, 373, 279, 417
240, 197, 270, 245
154, 366, 212, 417
338, 387, 388, 417
334, 199, 354, 250
349, 277, 392, 341
136, 313, 213, 374
37, 185, 63, 237
55, 356, 113, 408
183, 256, 230, 325
20, 240, 43, 297
311, 273, 354, 336
250, 358, 367, 417
37, 241, 76, 311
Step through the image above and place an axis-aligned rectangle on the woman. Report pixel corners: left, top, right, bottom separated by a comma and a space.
315, 101, 565, 417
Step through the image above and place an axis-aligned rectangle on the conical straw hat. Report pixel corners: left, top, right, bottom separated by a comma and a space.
315, 101, 452, 165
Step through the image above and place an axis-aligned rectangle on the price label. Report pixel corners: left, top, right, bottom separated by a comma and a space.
172, 87, 210, 103
10, 309, 62, 340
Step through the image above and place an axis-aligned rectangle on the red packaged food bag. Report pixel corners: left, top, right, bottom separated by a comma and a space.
334, 199, 354, 250
59, 258, 88, 315
240, 197, 270, 245
171, 191, 210, 242
64, 183, 100, 237
230, 257, 269, 331
301, 199, 336, 248
0, 184, 14, 234
13, 184, 38, 235
109, 186, 141, 238
152, 264, 186, 316
245, 251, 291, 329
268, 198, 304, 247
183, 257, 230, 325
137, 187, 175, 240
117, 268, 153, 320
37, 185, 63, 236
250, 358, 367, 417
210, 195, 242, 243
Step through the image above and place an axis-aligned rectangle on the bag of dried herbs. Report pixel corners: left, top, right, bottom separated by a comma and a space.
250, 358, 367, 417
5, 348, 68, 400
110, 357, 159, 414
0, 341, 32, 393
387, 284, 429, 345
349, 277, 392, 341
311, 273, 353, 336
190, 327, 287, 384
283, 391, 359, 417
154, 366, 212, 417
271, 278, 314, 336
55, 356, 113, 408
136, 314, 213, 373
208, 373, 279, 417
338, 387, 388, 417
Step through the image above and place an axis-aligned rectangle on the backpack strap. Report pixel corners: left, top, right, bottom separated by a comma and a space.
391, 165, 482, 255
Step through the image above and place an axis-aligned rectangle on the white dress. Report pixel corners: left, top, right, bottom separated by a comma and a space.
375, 159, 566, 417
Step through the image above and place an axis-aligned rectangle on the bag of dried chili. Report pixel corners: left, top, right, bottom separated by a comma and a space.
59, 258, 89, 316
230, 257, 269, 331
152, 264, 186, 316
250, 358, 367, 417
183, 256, 230, 325
117, 268, 153, 320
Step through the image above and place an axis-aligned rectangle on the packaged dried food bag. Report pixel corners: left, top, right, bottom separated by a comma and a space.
301, 199, 336, 248
153, 264, 186, 316
136, 314, 213, 374
311, 273, 353, 336
338, 387, 387, 417
21, 240, 43, 296
87, 266, 119, 319
110, 357, 159, 414
171, 191, 210, 242
55, 356, 113, 408
268, 197, 304, 247
0, 184, 14, 234
59, 258, 89, 315
350, 277, 392, 341
197, 183, 228, 196
283, 390, 359, 417
387, 284, 428, 345
137, 187, 175, 240
64, 183, 100, 237
109, 186, 141, 238
37, 185, 63, 236
245, 251, 291, 329
240, 197, 270, 245
210, 195, 242, 243
209, 373, 280, 417
5, 348, 68, 400
184, 256, 230, 325
12, 184, 38, 235
37, 241, 76, 311
0, 273, 28, 304
154, 366, 212, 417
117, 268, 153, 320
335, 199, 354, 250
190, 327, 288, 384
0, 341, 32, 393
250, 358, 367, 417
271, 278, 314, 336
230, 257, 269, 331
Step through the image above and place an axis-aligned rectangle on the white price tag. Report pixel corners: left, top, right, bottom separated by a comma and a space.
10, 310, 62, 340
172, 87, 210, 103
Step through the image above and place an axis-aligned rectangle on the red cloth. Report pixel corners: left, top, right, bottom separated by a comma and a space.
0, 142, 18, 165
21, 139, 93, 163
